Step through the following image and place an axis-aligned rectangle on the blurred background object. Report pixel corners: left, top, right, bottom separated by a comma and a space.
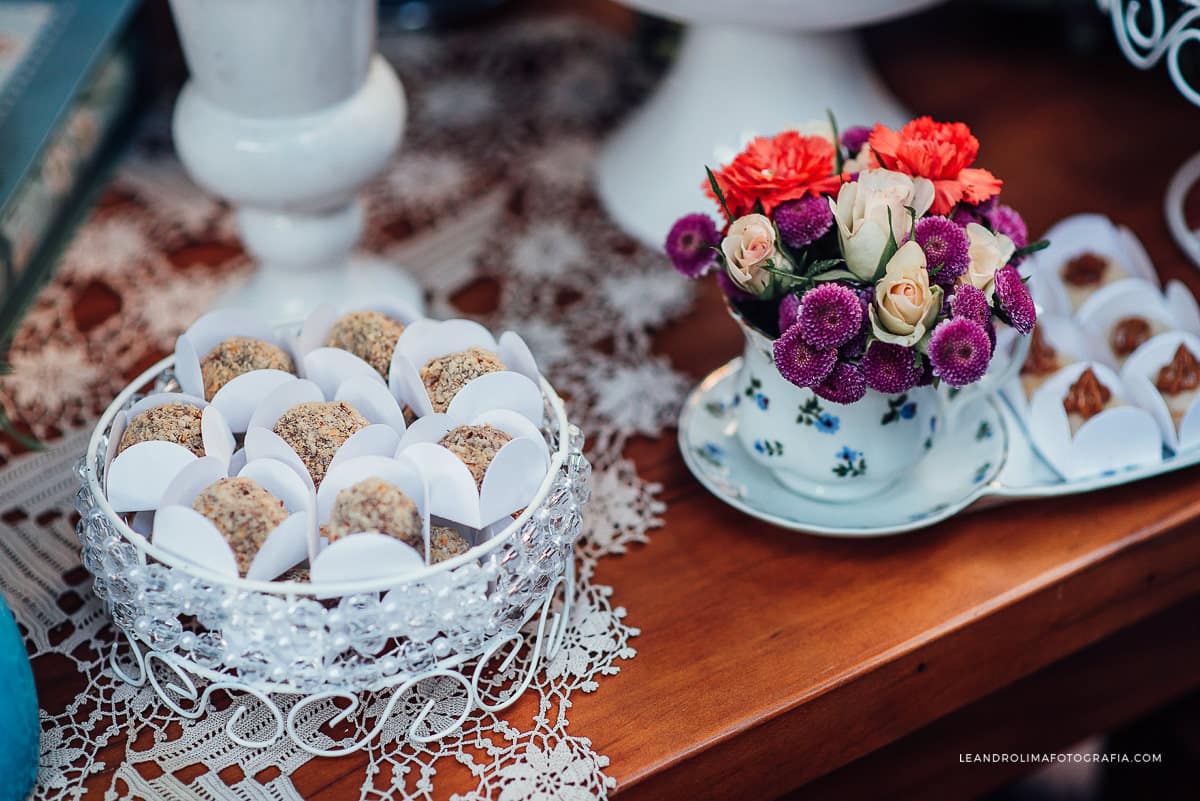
0, 591, 38, 801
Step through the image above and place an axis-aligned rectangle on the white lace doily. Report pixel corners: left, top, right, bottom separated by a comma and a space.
0, 17, 688, 800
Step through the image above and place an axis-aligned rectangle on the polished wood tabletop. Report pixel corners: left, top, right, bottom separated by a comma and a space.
31, 3, 1200, 800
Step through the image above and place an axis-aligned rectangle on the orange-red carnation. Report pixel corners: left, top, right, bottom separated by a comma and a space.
868, 117, 1002, 215
704, 131, 842, 220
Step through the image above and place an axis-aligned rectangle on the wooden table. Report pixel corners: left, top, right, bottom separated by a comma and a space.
37, 4, 1200, 799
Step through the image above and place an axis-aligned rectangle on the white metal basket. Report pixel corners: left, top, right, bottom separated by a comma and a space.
74, 355, 590, 754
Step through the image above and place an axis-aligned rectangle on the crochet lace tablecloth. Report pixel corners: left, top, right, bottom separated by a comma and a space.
0, 16, 693, 800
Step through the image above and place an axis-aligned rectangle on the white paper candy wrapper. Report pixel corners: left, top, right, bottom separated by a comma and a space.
397, 407, 550, 528
105, 393, 235, 513
295, 301, 423, 388
174, 309, 299, 432
1001, 314, 1098, 419
310, 455, 429, 584
243, 378, 405, 491
152, 456, 314, 580
1029, 214, 1156, 315
1120, 332, 1200, 453
1076, 279, 1182, 367
388, 318, 543, 422
1027, 362, 1162, 480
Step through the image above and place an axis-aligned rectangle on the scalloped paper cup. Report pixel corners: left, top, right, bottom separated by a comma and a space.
1029, 214, 1156, 315
105, 393, 235, 513
388, 318, 542, 421
295, 301, 423, 381
175, 309, 300, 431
1076, 278, 1178, 367
1001, 314, 1098, 419
1119, 331, 1200, 452
1027, 361, 1162, 480
152, 456, 314, 580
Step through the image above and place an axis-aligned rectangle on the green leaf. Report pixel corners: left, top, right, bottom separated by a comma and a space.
1010, 238, 1050, 262
0, 405, 42, 451
811, 268, 859, 282
706, 166, 734, 222
827, 109, 844, 174
871, 206, 900, 282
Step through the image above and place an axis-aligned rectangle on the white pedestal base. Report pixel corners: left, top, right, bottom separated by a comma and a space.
214, 255, 426, 323
595, 24, 911, 248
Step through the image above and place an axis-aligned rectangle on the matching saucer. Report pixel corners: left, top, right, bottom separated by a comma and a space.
678, 359, 1009, 537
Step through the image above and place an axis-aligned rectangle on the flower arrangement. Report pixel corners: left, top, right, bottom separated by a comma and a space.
666, 117, 1044, 403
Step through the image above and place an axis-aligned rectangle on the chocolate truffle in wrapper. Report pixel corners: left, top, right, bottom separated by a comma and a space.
438, 424, 513, 488
420, 347, 507, 413
430, 524, 470, 563
192, 477, 290, 575
326, 477, 422, 548
200, 336, 295, 400
118, 403, 205, 456
273, 401, 370, 488
327, 310, 406, 378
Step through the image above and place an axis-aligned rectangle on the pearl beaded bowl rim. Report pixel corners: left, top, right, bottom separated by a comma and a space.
85, 354, 572, 597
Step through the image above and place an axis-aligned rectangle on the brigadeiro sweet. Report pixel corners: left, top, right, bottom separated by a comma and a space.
191, 477, 289, 575
117, 402, 205, 456
430, 524, 470, 563
438, 424, 513, 488
200, 336, 295, 400
325, 477, 422, 548
420, 347, 506, 413
327, 310, 406, 378
273, 400, 370, 487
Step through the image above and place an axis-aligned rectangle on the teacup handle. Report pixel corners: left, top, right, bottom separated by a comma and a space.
935, 325, 1031, 433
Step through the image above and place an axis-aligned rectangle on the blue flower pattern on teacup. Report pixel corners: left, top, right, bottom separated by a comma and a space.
832, 446, 867, 478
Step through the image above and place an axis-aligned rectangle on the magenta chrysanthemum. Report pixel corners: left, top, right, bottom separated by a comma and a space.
993, 264, 1037, 334
778, 293, 802, 332
928, 317, 993, 387
950, 284, 990, 326
914, 216, 970, 286
861, 341, 922, 394
813, 361, 867, 404
664, 213, 719, 278
985, 204, 1028, 249
798, 283, 863, 349
773, 324, 837, 388
840, 126, 871, 155
773, 195, 833, 250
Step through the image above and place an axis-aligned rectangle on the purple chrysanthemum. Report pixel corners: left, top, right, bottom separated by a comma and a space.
778, 293, 802, 332
951, 206, 980, 227
717, 269, 754, 302
914, 216, 970, 286
993, 264, 1037, 334
773, 324, 837, 388
984, 204, 1028, 250
664, 213, 719, 278
928, 317, 993, 387
773, 195, 833, 250
813, 361, 867, 404
950, 284, 990, 327
861, 341, 922, 394
798, 283, 863, 349
840, 125, 871, 155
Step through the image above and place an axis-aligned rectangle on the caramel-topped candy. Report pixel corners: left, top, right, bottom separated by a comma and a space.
1061, 252, 1107, 287
1110, 316, 1152, 358
1155, 345, 1200, 396
1021, 327, 1060, 377
1063, 368, 1112, 423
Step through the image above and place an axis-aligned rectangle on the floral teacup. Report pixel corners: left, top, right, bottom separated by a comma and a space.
730, 310, 1027, 502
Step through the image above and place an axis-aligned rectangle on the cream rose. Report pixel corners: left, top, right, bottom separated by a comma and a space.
961, 222, 1016, 299
830, 168, 936, 281
721, 213, 780, 295
870, 240, 943, 346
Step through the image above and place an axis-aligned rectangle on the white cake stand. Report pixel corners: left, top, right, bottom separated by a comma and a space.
595, 0, 944, 248
168, 0, 425, 321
